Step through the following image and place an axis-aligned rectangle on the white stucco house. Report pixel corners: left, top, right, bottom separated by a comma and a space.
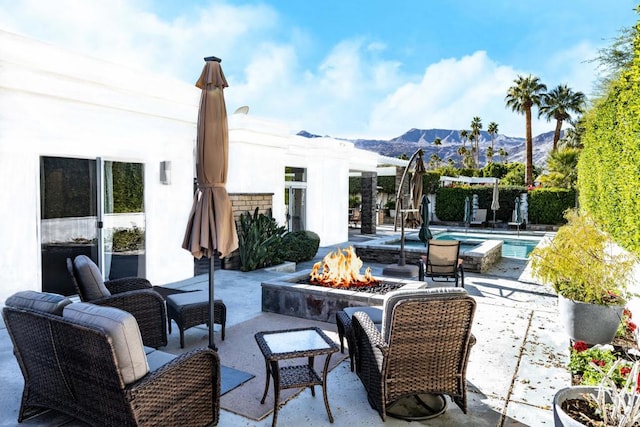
0, 30, 404, 306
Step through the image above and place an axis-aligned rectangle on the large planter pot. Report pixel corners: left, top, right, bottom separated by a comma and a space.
558, 295, 624, 345
553, 386, 605, 426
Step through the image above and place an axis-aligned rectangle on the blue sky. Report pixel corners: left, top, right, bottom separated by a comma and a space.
1, 1, 637, 139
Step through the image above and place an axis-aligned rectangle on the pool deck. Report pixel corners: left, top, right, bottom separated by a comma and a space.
0, 225, 572, 427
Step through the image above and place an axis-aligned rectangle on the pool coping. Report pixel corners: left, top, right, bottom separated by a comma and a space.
353, 227, 554, 274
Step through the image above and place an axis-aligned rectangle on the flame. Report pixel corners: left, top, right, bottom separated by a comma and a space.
309, 246, 379, 288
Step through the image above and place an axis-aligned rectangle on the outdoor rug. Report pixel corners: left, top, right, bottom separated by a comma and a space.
220, 365, 255, 395
216, 312, 348, 421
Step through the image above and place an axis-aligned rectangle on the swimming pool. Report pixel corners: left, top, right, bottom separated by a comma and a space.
435, 232, 541, 259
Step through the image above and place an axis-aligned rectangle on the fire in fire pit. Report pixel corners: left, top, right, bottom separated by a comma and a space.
309, 246, 379, 288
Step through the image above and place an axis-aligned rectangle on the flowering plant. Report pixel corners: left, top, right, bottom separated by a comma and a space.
617, 308, 638, 338
570, 341, 640, 388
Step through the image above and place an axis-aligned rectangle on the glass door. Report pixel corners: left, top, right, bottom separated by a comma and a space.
284, 167, 307, 232
102, 160, 146, 280
285, 186, 306, 232
40, 157, 98, 295
40, 157, 146, 295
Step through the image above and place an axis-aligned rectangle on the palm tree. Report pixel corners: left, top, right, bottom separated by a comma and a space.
487, 122, 498, 150
486, 146, 494, 163
429, 153, 442, 169
487, 122, 498, 164
559, 117, 586, 149
498, 147, 509, 163
468, 134, 477, 168
459, 129, 469, 148
505, 74, 547, 186
470, 116, 482, 167
457, 146, 468, 166
538, 84, 586, 151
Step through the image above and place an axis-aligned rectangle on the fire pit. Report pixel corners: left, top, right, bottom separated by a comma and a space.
261, 247, 425, 323
309, 246, 378, 288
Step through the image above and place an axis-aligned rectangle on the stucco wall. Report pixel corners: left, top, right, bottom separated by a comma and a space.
0, 30, 384, 306
0, 31, 197, 305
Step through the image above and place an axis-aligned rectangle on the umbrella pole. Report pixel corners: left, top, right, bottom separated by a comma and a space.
208, 256, 217, 350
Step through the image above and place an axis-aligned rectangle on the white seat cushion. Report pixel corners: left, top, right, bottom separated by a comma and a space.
63, 302, 149, 385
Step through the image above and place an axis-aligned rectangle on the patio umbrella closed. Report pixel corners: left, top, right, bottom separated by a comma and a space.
182, 57, 238, 349
491, 180, 500, 225
514, 196, 522, 224
407, 154, 426, 226
418, 194, 432, 244
463, 196, 471, 226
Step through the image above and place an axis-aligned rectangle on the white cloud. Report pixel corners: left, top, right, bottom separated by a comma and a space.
0, 1, 596, 140
368, 51, 555, 138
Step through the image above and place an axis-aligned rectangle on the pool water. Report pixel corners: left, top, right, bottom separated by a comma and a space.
395, 232, 541, 259
434, 232, 540, 259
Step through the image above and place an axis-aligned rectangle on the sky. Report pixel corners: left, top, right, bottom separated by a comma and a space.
0, 1, 637, 139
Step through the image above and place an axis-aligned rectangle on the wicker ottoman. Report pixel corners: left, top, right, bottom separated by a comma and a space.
336, 306, 383, 371
166, 292, 226, 348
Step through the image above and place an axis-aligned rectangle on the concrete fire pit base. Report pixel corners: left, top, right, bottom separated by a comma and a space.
261, 272, 425, 323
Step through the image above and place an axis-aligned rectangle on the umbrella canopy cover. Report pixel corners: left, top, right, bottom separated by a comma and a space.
491, 181, 500, 211
183, 61, 238, 259
463, 196, 471, 224
515, 196, 522, 223
407, 156, 426, 224
418, 195, 432, 244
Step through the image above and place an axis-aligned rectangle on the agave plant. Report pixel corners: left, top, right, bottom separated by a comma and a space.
237, 208, 286, 272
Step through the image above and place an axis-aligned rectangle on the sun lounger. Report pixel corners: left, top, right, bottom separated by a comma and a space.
471, 208, 487, 226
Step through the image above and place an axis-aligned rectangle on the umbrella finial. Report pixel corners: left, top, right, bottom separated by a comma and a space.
204, 56, 222, 63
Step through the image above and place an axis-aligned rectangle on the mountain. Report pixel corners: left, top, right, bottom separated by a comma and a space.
298, 128, 556, 167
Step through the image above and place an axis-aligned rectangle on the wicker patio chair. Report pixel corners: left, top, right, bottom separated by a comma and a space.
351, 288, 476, 421
418, 239, 465, 288
3, 292, 220, 426
67, 255, 167, 348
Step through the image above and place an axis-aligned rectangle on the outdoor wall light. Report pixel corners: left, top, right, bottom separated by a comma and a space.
160, 161, 171, 185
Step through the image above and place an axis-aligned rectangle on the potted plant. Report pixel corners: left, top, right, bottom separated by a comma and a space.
530, 209, 637, 345
554, 357, 640, 426
385, 199, 396, 218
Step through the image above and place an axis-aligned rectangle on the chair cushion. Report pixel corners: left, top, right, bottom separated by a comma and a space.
5, 291, 72, 316
63, 302, 149, 385
381, 288, 468, 342
73, 255, 111, 300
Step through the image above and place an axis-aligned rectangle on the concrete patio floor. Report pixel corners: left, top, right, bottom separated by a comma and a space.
0, 226, 570, 426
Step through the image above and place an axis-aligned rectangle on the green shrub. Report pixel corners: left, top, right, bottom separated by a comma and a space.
112, 226, 144, 252
435, 185, 525, 222
528, 188, 576, 225
422, 171, 441, 194
237, 208, 286, 271
577, 16, 640, 257
280, 230, 320, 263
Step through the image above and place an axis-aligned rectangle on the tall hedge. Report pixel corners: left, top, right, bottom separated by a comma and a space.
528, 188, 576, 225
577, 16, 640, 257
435, 185, 525, 222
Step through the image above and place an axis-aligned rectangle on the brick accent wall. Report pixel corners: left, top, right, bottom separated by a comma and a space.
229, 193, 274, 222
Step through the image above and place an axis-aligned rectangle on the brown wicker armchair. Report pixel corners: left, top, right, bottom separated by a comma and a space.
67, 256, 167, 348
351, 288, 476, 421
3, 291, 220, 426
